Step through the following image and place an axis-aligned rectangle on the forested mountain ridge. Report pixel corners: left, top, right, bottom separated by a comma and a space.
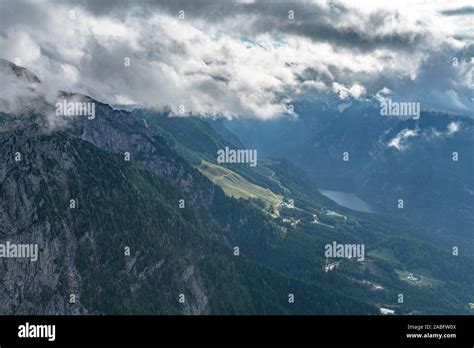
136, 109, 474, 315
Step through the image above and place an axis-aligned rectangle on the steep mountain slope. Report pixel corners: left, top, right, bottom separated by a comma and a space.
1, 125, 216, 314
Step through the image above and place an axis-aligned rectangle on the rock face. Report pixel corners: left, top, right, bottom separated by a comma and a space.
0, 122, 221, 314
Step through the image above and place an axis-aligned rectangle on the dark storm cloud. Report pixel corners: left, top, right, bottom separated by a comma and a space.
67, 0, 430, 52
440, 6, 474, 16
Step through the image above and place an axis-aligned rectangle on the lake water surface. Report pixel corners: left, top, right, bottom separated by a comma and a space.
318, 189, 375, 213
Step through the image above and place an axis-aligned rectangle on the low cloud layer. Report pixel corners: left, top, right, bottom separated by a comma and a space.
0, 0, 472, 119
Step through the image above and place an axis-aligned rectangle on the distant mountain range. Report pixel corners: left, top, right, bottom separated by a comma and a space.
222, 100, 474, 245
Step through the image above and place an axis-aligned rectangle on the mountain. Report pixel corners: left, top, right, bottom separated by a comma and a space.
0, 58, 41, 84
221, 101, 474, 246
0, 62, 376, 315
1, 61, 473, 315
134, 108, 474, 315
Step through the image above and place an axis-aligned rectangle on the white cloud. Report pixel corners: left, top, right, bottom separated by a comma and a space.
0, 0, 472, 119
388, 128, 419, 150
447, 121, 461, 134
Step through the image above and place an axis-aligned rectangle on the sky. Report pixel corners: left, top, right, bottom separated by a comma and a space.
0, 0, 473, 119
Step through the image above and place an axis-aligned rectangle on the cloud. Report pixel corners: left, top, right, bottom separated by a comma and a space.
69, 0, 441, 52
0, 60, 41, 115
440, 6, 474, 16
388, 128, 419, 151
332, 83, 365, 99
0, 0, 472, 119
447, 121, 461, 134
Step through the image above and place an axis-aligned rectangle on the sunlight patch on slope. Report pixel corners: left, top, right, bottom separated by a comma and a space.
196, 160, 283, 215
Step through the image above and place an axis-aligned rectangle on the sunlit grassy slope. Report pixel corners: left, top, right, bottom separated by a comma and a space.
196, 160, 283, 211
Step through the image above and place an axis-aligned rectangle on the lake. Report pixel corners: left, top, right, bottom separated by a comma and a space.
318, 189, 375, 213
